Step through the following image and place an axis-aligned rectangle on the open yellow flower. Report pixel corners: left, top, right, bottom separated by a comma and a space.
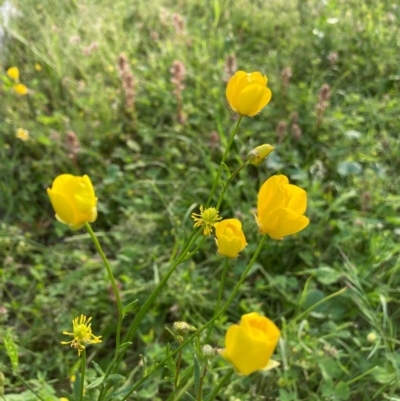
47, 174, 98, 230
226, 71, 272, 117
220, 312, 280, 375
14, 83, 28, 95
61, 314, 102, 356
255, 175, 309, 239
7, 67, 19, 81
215, 218, 247, 258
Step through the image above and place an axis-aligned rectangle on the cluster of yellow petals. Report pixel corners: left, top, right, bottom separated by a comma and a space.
226, 71, 272, 117
220, 312, 280, 375
256, 175, 309, 239
7, 67, 28, 95
61, 315, 102, 356
47, 174, 98, 230
215, 219, 247, 259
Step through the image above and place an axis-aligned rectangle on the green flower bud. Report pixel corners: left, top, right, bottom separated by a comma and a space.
202, 344, 215, 358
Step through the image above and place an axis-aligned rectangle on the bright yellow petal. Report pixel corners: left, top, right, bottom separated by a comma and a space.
235, 85, 268, 116
223, 325, 274, 375
226, 71, 246, 110
285, 184, 307, 215
240, 313, 280, 345
262, 208, 309, 239
14, 84, 28, 95
217, 236, 244, 258
248, 71, 267, 86
7, 67, 19, 81
257, 175, 289, 220
47, 188, 77, 226
74, 176, 96, 213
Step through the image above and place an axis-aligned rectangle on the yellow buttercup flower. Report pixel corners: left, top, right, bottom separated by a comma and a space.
215, 218, 247, 258
7, 66, 19, 81
226, 71, 272, 117
191, 205, 222, 235
47, 174, 98, 230
255, 175, 309, 239
61, 314, 102, 356
220, 312, 280, 375
16, 128, 29, 141
14, 83, 28, 95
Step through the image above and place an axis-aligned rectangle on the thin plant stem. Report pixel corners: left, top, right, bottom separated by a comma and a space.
206, 117, 243, 208
79, 348, 86, 401
85, 224, 123, 349
11, 372, 46, 401
99, 228, 203, 396
292, 287, 347, 324
216, 161, 249, 209
174, 338, 183, 389
205, 369, 233, 401
205, 258, 230, 341
197, 365, 208, 401
121, 235, 268, 400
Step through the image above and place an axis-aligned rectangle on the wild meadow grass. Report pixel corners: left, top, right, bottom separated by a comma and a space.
1, 0, 400, 400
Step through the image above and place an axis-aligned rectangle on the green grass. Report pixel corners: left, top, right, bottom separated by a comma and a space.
1, 0, 400, 399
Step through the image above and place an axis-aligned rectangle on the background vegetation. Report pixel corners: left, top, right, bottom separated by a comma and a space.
1, 0, 400, 399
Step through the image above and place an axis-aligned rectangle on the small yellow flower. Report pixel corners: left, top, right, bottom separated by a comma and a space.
219, 312, 280, 376
191, 205, 222, 235
215, 218, 247, 258
7, 66, 19, 81
255, 175, 309, 239
16, 128, 29, 141
60, 398, 69, 401
47, 174, 98, 230
35, 63, 42, 71
14, 83, 28, 95
247, 144, 274, 166
226, 71, 272, 117
61, 315, 102, 356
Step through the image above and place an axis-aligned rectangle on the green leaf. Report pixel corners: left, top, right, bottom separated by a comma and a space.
4, 329, 18, 372
122, 299, 138, 318
85, 376, 104, 389
334, 381, 350, 400
337, 161, 362, 176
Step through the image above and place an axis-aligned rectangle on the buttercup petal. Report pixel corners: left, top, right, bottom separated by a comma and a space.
262, 208, 310, 239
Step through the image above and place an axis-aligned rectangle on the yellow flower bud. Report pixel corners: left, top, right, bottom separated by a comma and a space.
14, 83, 28, 95
7, 67, 19, 81
219, 312, 280, 375
16, 128, 29, 141
47, 174, 98, 230
215, 219, 247, 258
247, 144, 274, 166
226, 71, 272, 117
255, 175, 309, 239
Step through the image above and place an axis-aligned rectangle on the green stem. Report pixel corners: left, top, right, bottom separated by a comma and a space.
292, 287, 347, 324
216, 161, 249, 209
205, 258, 230, 341
345, 366, 377, 385
196, 365, 207, 401
205, 369, 233, 401
79, 348, 86, 401
121, 235, 268, 400
99, 228, 202, 394
206, 117, 243, 207
85, 223, 123, 349
11, 372, 46, 401
174, 340, 183, 389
